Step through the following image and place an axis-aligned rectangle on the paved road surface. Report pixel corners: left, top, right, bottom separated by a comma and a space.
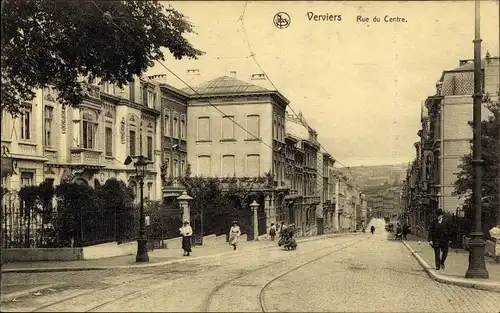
1, 230, 499, 312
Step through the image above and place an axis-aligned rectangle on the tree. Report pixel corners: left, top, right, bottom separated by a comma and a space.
1, 0, 204, 115
95, 178, 136, 242
177, 164, 272, 237
454, 90, 500, 234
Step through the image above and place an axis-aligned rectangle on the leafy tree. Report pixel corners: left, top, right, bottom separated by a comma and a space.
454, 90, 500, 234
1, 0, 204, 115
177, 164, 271, 237
54, 181, 98, 246
95, 178, 136, 243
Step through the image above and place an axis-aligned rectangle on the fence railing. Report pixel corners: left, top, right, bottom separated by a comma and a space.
1, 190, 138, 248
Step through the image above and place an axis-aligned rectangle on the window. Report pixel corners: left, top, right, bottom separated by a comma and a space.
21, 171, 34, 187
82, 110, 98, 149
180, 115, 186, 139
105, 126, 113, 156
147, 182, 153, 200
20, 108, 31, 140
173, 114, 179, 138
273, 118, 277, 140
139, 133, 143, 155
222, 155, 235, 177
164, 110, 170, 136
246, 115, 260, 139
129, 80, 136, 102
141, 85, 147, 105
148, 90, 154, 108
197, 155, 211, 176
197, 117, 211, 141
173, 159, 178, 177
1, 110, 10, 140
101, 82, 115, 95
221, 116, 235, 140
147, 136, 153, 160
130, 181, 137, 200
129, 130, 136, 155
44, 106, 53, 146
246, 154, 260, 177
181, 160, 186, 176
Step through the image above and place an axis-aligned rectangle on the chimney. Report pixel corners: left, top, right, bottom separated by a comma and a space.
187, 69, 200, 76
251, 73, 266, 80
229, 71, 236, 78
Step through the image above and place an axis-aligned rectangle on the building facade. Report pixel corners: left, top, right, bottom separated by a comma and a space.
184, 75, 289, 238
283, 112, 321, 237
403, 55, 499, 237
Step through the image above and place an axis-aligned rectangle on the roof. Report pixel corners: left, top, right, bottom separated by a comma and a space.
450, 59, 485, 72
182, 76, 270, 95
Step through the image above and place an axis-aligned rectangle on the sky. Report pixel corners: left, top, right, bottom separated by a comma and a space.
147, 1, 500, 167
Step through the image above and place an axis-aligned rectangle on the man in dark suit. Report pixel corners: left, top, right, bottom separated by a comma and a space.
428, 209, 452, 270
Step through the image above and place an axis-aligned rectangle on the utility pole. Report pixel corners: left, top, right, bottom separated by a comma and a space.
465, 0, 489, 279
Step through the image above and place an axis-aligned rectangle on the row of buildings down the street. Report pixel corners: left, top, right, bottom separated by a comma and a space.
1, 72, 365, 240
401, 55, 499, 238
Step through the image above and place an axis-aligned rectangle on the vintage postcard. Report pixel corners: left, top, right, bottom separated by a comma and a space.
1, 1, 499, 312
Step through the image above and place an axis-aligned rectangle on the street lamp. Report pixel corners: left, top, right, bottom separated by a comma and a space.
124, 155, 150, 263
466, 0, 489, 279
250, 200, 259, 241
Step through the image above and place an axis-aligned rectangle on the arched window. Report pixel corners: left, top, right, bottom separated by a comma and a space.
82, 109, 98, 149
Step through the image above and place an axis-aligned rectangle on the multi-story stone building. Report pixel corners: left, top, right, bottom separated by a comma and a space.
184, 75, 289, 238
283, 112, 321, 237
424, 55, 499, 214
146, 75, 190, 199
1, 77, 164, 201
322, 153, 336, 232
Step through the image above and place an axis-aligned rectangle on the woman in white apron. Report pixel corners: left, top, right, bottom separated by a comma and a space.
228, 220, 241, 251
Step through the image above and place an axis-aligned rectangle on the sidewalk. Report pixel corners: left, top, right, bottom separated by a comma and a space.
403, 234, 500, 292
1, 233, 342, 273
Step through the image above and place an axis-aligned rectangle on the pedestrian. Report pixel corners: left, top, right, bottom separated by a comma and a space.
269, 222, 277, 241
370, 225, 375, 235
428, 209, 452, 270
402, 224, 409, 240
179, 220, 193, 256
229, 220, 241, 251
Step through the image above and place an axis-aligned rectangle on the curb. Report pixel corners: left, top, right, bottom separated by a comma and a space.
1, 283, 63, 302
402, 240, 500, 293
1, 232, 349, 274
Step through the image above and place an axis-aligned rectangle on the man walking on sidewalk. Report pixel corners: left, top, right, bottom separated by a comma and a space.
428, 209, 452, 270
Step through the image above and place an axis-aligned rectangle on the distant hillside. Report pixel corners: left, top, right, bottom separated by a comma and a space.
338, 164, 408, 191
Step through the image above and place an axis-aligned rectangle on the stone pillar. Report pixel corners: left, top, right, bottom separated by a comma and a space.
250, 200, 259, 241
265, 194, 271, 235
177, 191, 193, 223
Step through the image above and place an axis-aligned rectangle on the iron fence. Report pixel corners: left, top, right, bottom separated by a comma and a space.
1, 190, 138, 248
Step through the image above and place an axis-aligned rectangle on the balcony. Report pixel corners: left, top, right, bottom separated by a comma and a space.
18, 142, 37, 156
70, 148, 103, 166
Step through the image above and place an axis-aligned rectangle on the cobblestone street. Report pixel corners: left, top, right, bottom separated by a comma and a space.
1, 231, 499, 312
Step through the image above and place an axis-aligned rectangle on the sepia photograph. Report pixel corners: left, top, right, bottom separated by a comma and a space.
0, 0, 499, 312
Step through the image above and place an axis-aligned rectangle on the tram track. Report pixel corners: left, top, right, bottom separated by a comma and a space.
19, 234, 363, 312
201, 236, 367, 312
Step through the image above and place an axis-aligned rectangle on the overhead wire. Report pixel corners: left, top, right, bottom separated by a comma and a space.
238, 1, 363, 190
91, 0, 364, 191
89, 0, 275, 152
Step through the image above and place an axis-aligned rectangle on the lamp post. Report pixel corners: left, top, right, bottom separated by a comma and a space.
125, 155, 150, 263
250, 200, 259, 241
465, 0, 489, 279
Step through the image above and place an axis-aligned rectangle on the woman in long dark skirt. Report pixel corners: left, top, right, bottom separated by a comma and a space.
179, 221, 193, 256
